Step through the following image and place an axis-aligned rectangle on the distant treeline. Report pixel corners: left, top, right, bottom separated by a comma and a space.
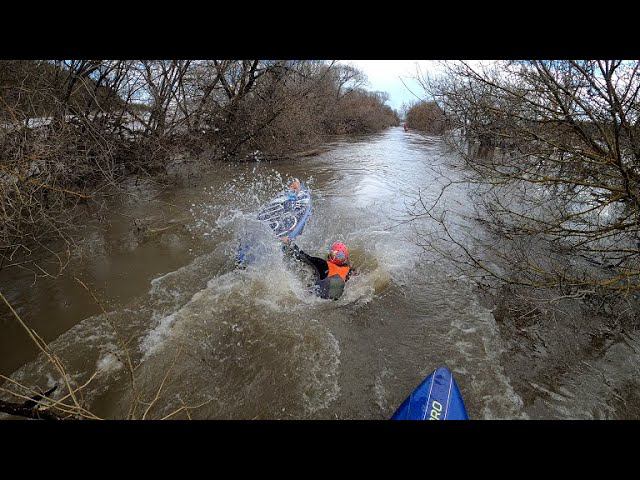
403, 101, 448, 134
0, 60, 398, 270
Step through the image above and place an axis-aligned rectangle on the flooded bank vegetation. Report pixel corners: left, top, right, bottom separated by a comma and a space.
415, 61, 640, 296
404, 100, 448, 135
410, 61, 640, 394
0, 60, 398, 277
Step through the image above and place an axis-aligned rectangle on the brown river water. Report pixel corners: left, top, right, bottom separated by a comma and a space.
2, 126, 639, 419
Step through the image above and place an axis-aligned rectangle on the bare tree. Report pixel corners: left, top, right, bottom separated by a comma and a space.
412, 60, 640, 297
333, 63, 367, 100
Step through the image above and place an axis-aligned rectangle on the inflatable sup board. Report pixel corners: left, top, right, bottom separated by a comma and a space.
256, 184, 312, 240
391, 366, 469, 420
236, 184, 312, 265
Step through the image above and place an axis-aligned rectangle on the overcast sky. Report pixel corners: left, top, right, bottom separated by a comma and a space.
340, 60, 443, 112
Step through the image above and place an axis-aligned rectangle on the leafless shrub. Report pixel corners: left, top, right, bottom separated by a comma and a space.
405, 100, 448, 134
411, 60, 640, 299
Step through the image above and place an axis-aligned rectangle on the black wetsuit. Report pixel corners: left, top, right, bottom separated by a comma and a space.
285, 243, 354, 300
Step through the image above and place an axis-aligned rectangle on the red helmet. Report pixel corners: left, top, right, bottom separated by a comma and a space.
328, 241, 349, 266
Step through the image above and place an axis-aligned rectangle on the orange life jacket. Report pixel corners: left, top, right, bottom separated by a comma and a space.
327, 262, 350, 281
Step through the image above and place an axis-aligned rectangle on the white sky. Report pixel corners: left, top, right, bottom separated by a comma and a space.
341, 60, 443, 112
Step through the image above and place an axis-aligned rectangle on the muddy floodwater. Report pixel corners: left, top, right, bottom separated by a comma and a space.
2, 126, 639, 419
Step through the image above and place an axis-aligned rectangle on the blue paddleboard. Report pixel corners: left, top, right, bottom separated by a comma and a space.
391, 366, 469, 420
256, 184, 312, 241
236, 184, 312, 265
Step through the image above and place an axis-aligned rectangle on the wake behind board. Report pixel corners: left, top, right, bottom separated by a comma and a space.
391, 366, 469, 420
236, 185, 312, 265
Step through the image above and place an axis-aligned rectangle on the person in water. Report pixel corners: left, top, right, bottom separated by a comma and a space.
282, 238, 355, 300
288, 178, 301, 194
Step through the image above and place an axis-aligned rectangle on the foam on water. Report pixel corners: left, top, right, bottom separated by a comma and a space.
444, 280, 528, 419
140, 313, 178, 360
123, 262, 344, 419
96, 350, 123, 375
527, 330, 640, 419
